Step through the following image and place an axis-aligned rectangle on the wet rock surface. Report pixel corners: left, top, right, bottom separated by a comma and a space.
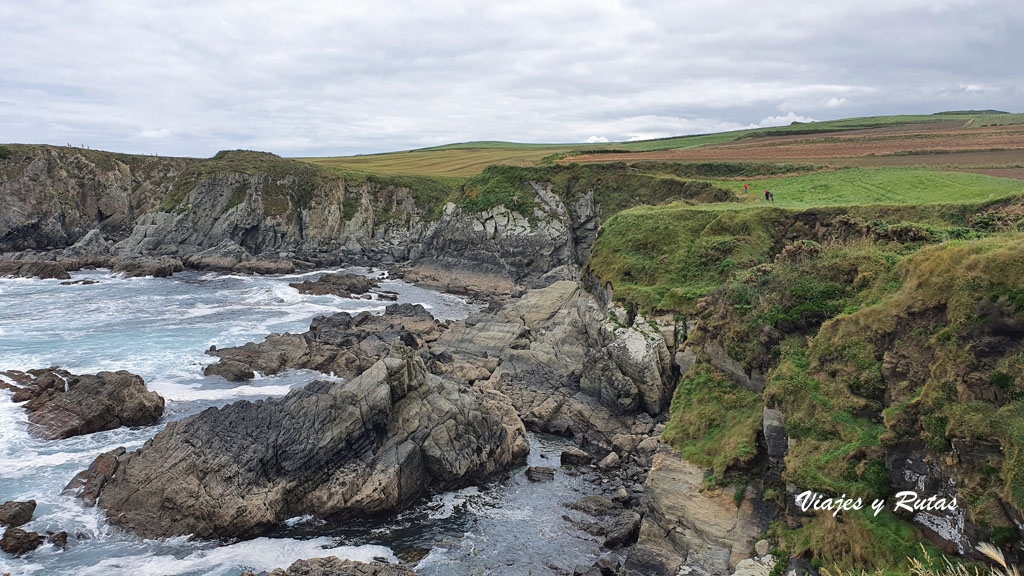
70, 344, 528, 539
289, 271, 379, 297
0, 368, 164, 440
0, 500, 36, 529
204, 303, 440, 381
256, 557, 419, 576
0, 528, 45, 556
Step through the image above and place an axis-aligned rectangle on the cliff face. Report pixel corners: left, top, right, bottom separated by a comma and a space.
1, 146, 724, 291
0, 145, 190, 250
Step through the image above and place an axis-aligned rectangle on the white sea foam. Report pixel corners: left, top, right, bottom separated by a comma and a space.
74, 538, 396, 576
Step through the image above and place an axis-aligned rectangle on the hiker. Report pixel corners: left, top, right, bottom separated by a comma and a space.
769, 191, 775, 203
764, 189, 770, 201
744, 183, 749, 193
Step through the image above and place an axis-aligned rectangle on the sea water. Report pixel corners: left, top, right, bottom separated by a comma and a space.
0, 269, 605, 575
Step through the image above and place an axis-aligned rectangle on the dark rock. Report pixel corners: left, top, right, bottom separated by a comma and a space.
71, 343, 528, 539
112, 256, 183, 278
0, 528, 44, 556
762, 406, 788, 480
566, 496, 641, 549
526, 466, 555, 482
290, 272, 378, 297
47, 531, 68, 550
205, 304, 439, 382
263, 557, 418, 576
560, 446, 593, 466
60, 279, 99, 285
0, 368, 164, 440
204, 359, 256, 382
0, 259, 70, 280
64, 447, 126, 507
0, 500, 35, 528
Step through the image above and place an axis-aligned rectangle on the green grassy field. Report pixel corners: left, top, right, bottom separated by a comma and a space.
711, 167, 1024, 208
298, 111, 1024, 177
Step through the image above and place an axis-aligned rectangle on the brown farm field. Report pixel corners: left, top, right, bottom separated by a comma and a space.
563, 122, 1024, 176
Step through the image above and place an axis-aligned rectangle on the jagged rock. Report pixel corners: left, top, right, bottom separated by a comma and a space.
111, 255, 183, 278
290, 272, 379, 297
262, 557, 418, 576
0, 368, 164, 440
730, 556, 775, 576
0, 528, 44, 556
70, 344, 528, 539
47, 531, 69, 550
0, 259, 70, 279
59, 229, 112, 268
525, 466, 555, 482
0, 500, 35, 528
205, 304, 440, 381
183, 240, 250, 270
63, 447, 125, 507
598, 452, 621, 470
566, 495, 642, 549
203, 359, 256, 382
561, 446, 593, 466
234, 259, 294, 274
625, 452, 773, 576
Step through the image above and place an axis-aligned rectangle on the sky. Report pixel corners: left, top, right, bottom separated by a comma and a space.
1, 0, 1021, 157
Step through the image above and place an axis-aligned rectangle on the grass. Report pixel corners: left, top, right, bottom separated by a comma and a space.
295, 111, 1024, 178
662, 362, 763, 477
712, 168, 1024, 208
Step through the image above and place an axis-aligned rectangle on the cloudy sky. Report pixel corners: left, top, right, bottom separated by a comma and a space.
1, 0, 1021, 157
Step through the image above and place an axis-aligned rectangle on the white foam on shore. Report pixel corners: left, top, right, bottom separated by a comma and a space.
75, 537, 396, 576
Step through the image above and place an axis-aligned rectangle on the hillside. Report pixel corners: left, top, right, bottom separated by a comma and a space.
3, 111, 1024, 573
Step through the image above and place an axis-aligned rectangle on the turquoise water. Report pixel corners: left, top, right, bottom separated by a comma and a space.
0, 269, 607, 575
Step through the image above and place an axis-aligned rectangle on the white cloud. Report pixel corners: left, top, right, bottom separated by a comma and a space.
757, 112, 817, 127
0, 0, 1020, 156
584, 136, 609, 143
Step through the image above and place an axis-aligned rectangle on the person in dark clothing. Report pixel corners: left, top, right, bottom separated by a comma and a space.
769, 191, 775, 202
764, 189, 770, 201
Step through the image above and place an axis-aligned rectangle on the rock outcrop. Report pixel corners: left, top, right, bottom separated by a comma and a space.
624, 452, 773, 576
289, 271, 379, 297
204, 303, 440, 381
0, 500, 35, 529
69, 344, 528, 539
0, 259, 70, 279
0, 528, 44, 556
0, 368, 164, 440
259, 557, 418, 576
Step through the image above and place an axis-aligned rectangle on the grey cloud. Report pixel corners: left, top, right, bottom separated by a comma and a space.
0, 0, 1021, 156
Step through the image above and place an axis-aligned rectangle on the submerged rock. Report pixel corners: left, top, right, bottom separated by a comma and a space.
71, 343, 528, 539
0, 368, 164, 440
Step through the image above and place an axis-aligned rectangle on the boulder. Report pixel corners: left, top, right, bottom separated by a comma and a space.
598, 452, 621, 470
289, 272, 379, 297
0, 528, 44, 556
762, 407, 788, 479
205, 304, 440, 381
560, 446, 593, 466
70, 344, 528, 539
0, 368, 164, 440
0, 500, 35, 528
47, 531, 69, 550
262, 557, 418, 576
565, 495, 642, 549
525, 466, 555, 482
111, 255, 183, 278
